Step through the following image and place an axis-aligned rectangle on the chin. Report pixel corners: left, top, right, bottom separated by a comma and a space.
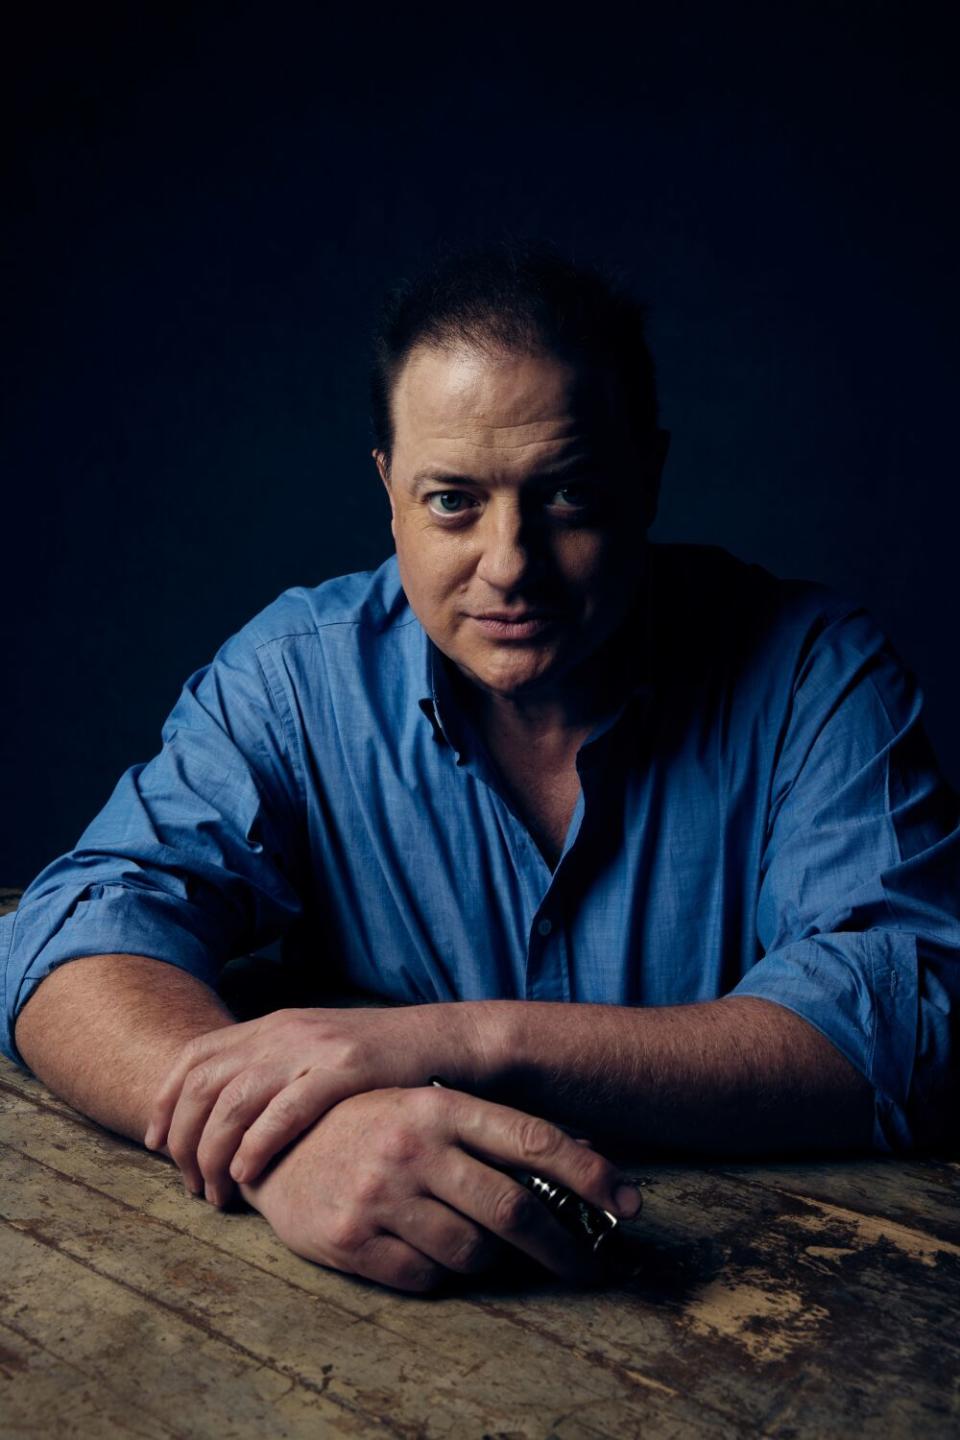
466, 652, 561, 696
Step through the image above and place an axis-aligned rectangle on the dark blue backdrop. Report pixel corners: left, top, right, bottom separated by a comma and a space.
3, 3, 957, 886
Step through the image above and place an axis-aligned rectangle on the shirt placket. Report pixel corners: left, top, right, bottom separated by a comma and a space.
522, 784, 582, 1002
461, 703, 629, 1004
460, 739, 580, 1003
421, 633, 640, 1003
526, 724, 633, 1000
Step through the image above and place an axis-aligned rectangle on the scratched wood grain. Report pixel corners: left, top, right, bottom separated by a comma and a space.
1, 890, 958, 1437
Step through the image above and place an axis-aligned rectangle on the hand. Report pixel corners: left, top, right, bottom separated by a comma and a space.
238, 1084, 643, 1293
143, 1004, 481, 1206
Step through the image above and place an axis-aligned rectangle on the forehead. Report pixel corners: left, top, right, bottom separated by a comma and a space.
390, 342, 626, 460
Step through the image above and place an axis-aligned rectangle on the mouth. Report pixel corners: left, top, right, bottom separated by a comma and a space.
468, 611, 561, 640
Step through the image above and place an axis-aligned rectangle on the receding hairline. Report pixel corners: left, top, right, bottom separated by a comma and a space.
369, 240, 660, 468
379, 330, 636, 464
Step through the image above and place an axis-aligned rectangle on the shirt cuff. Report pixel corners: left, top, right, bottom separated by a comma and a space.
1, 884, 225, 1072
729, 928, 919, 1152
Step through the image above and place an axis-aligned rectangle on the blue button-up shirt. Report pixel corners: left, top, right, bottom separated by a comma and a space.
3, 543, 958, 1151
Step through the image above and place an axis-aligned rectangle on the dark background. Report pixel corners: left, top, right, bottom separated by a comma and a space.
3, 2, 957, 887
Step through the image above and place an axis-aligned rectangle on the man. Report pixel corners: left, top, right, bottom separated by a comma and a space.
4, 242, 959, 1294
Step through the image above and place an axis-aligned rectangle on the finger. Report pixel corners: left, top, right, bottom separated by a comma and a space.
144, 1020, 253, 1150
349, 1231, 446, 1294
388, 1196, 503, 1276
164, 1052, 254, 1194
194, 1063, 296, 1205
432, 1148, 602, 1284
442, 1091, 641, 1220
228, 1071, 341, 1185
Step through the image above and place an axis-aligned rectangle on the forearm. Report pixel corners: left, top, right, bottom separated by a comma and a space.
13, 954, 236, 1144
467, 995, 876, 1155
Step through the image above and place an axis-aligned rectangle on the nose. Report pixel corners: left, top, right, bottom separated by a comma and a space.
474, 499, 544, 592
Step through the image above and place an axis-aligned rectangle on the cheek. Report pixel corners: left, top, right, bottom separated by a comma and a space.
556, 529, 610, 579
396, 541, 463, 614
564, 534, 639, 613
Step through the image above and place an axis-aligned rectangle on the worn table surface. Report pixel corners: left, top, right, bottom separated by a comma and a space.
1, 888, 958, 1438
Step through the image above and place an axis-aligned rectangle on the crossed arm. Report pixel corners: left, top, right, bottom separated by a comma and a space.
13, 949, 874, 1292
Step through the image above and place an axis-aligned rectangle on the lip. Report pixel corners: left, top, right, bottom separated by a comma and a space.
469, 611, 560, 640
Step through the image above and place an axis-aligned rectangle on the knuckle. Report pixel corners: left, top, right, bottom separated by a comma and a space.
379, 1122, 426, 1167
182, 1065, 217, 1100
177, 1034, 204, 1066
262, 1090, 303, 1132
194, 1134, 222, 1174
393, 1257, 443, 1293
289, 1012, 320, 1045
514, 1114, 561, 1161
167, 1140, 197, 1177
355, 1234, 442, 1293
492, 1183, 538, 1233
351, 1171, 387, 1210
166, 1141, 187, 1170
327, 1213, 370, 1256
333, 1035, 364, 1072
448, 1230, 487, 1273
409, 1085, 447, 1120
259, 1009, 293, 1037
216, 1075, 259, 1125
576, 1148, 615, 1195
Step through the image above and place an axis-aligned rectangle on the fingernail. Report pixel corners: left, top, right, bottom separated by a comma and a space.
613, 1181, 643, 1219
143, 1126, 156, 1150
230, 1161, 246, 1183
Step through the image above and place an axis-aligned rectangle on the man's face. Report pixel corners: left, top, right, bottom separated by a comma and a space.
375, 342, 665, 709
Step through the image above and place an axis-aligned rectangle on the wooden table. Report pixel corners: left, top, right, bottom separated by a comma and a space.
2, 892, 958, 1438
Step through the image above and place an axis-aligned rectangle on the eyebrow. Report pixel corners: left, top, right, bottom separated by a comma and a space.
409, 457, 593, 495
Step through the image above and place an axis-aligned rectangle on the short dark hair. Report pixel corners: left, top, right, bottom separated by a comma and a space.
369, 239, 659, 467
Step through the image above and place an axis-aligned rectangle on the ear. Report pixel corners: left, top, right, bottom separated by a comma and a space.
373, 449, 396, 529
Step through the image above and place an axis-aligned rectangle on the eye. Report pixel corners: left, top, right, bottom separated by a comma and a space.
551, 483, 593, 510
426, 491, 475, 517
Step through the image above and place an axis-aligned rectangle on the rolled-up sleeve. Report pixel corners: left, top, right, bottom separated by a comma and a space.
1, 624, 307, 1070
730, 604, 960, 1152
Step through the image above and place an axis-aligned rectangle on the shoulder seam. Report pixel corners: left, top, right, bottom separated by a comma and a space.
251, 615, 421, 651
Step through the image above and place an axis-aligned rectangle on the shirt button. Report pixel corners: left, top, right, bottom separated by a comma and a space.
537, 918, 553, 937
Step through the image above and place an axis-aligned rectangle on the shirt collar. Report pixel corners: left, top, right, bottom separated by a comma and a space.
417, 638, 465, 757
